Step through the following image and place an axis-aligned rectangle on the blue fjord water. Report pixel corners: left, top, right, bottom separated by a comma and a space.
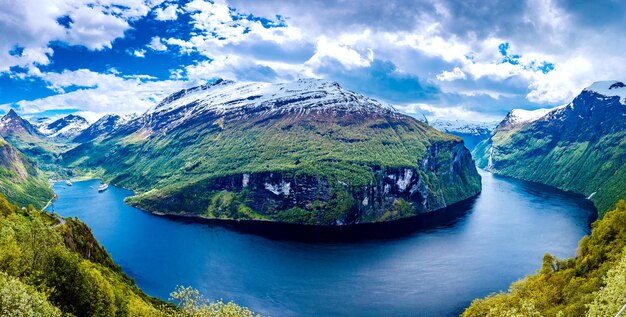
48, 170, 596, 316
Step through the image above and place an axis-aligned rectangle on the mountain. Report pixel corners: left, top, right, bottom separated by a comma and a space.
64, 78, 481, 225
430, 119, 497, 150
38, 114, 89, 140
72, 114, 133, 143
0, 136, 53, 208
0, 109, 42, 137
473, 81, 626, 215
0, 109, 57, 161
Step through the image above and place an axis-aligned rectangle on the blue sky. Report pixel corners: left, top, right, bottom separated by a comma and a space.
1, 0, 624, 122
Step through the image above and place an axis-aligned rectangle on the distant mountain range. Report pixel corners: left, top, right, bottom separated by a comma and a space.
473, 81, 626, 215
430, 119, 497, 150
72, 114, 134, 143
62, 78, 481, 225
37, 114, 89, 140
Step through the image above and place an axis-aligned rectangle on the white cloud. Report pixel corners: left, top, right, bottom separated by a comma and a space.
437, 67, 466, 81
305, 37, 373, 70
154, 4, 179, 21
0, 0, 157, 72
395, 103, 502, 122
4, 69, 192, 115
131, 49, 146, 58
147, 36, 168, 51
526, 57, 594, 103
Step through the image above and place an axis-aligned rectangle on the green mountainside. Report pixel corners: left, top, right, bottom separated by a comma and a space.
63, 79, 481, 225
473, 81, 626, 216
0, 136, 53, 208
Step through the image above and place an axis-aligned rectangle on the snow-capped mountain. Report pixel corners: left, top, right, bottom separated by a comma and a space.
473, 80, 626, 214
431, 119, 498, 150
73, 114, 135, 143
496, 108, 555, 128
65, 78, 481, 225
38, 114, 89, 139
128, 78, 398, 135
0, 109, 42, 137
431, 119, 496, 135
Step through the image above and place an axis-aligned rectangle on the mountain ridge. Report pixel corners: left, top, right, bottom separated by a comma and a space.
473, 80, 626, 215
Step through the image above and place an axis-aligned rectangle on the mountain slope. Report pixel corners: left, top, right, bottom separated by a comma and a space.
72, 114, 132, 143
64, 79, 481, 225
0, 136, 53, 208
39, 114, 89, 140
473, 81, 626, 215
0, 110, 62, 166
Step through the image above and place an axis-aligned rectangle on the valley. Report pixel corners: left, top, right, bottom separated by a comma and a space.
2, 1, 626, 316
0, 78, 622, 316
48, 171, 595, 316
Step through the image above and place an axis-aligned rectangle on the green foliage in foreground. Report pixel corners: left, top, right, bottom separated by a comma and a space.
0, 193, 259, 317
463, 200, 626, 316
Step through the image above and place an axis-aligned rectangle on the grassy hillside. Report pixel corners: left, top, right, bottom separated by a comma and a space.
64, 107, 480, 224
474, 126, 625, 216
0, 137, 54, 208
473, 88, 626, 216
463, 200, 626, 316
0, 194, 259, 317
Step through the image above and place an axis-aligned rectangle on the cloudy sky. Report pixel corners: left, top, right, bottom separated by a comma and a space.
0, 0, 624, 123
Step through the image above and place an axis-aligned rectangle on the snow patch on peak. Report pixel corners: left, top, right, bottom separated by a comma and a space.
431, 119, 497, 135
584, 81, 626, 104
39, 114, 89, 139
146, 78, 398, 117
506, 108, 553, 125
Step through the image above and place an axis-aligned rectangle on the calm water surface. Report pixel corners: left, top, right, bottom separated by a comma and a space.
48, 170, 596, 316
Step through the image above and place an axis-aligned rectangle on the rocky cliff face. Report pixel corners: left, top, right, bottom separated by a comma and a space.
473, 81, 626, 215
66, 78, 481, 225
128, 141, 477, 225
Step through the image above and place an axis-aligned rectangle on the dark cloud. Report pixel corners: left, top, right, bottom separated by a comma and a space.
316, 58, 441, 103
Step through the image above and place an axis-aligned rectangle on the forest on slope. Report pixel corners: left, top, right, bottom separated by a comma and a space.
0, 193, 259, 317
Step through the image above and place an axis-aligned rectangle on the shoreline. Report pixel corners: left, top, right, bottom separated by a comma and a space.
126, 194, 482, 242
51, 177, 483, 241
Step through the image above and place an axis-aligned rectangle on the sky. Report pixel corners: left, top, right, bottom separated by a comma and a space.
0, 0, 625, 123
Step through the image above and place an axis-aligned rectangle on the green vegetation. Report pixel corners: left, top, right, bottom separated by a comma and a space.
64, 110, 480, 224
0, 193, 259, 316
473, 92, 625, 217
474, 125, 625, 216
463, 200, 626, 316
0, 137, 54, 209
